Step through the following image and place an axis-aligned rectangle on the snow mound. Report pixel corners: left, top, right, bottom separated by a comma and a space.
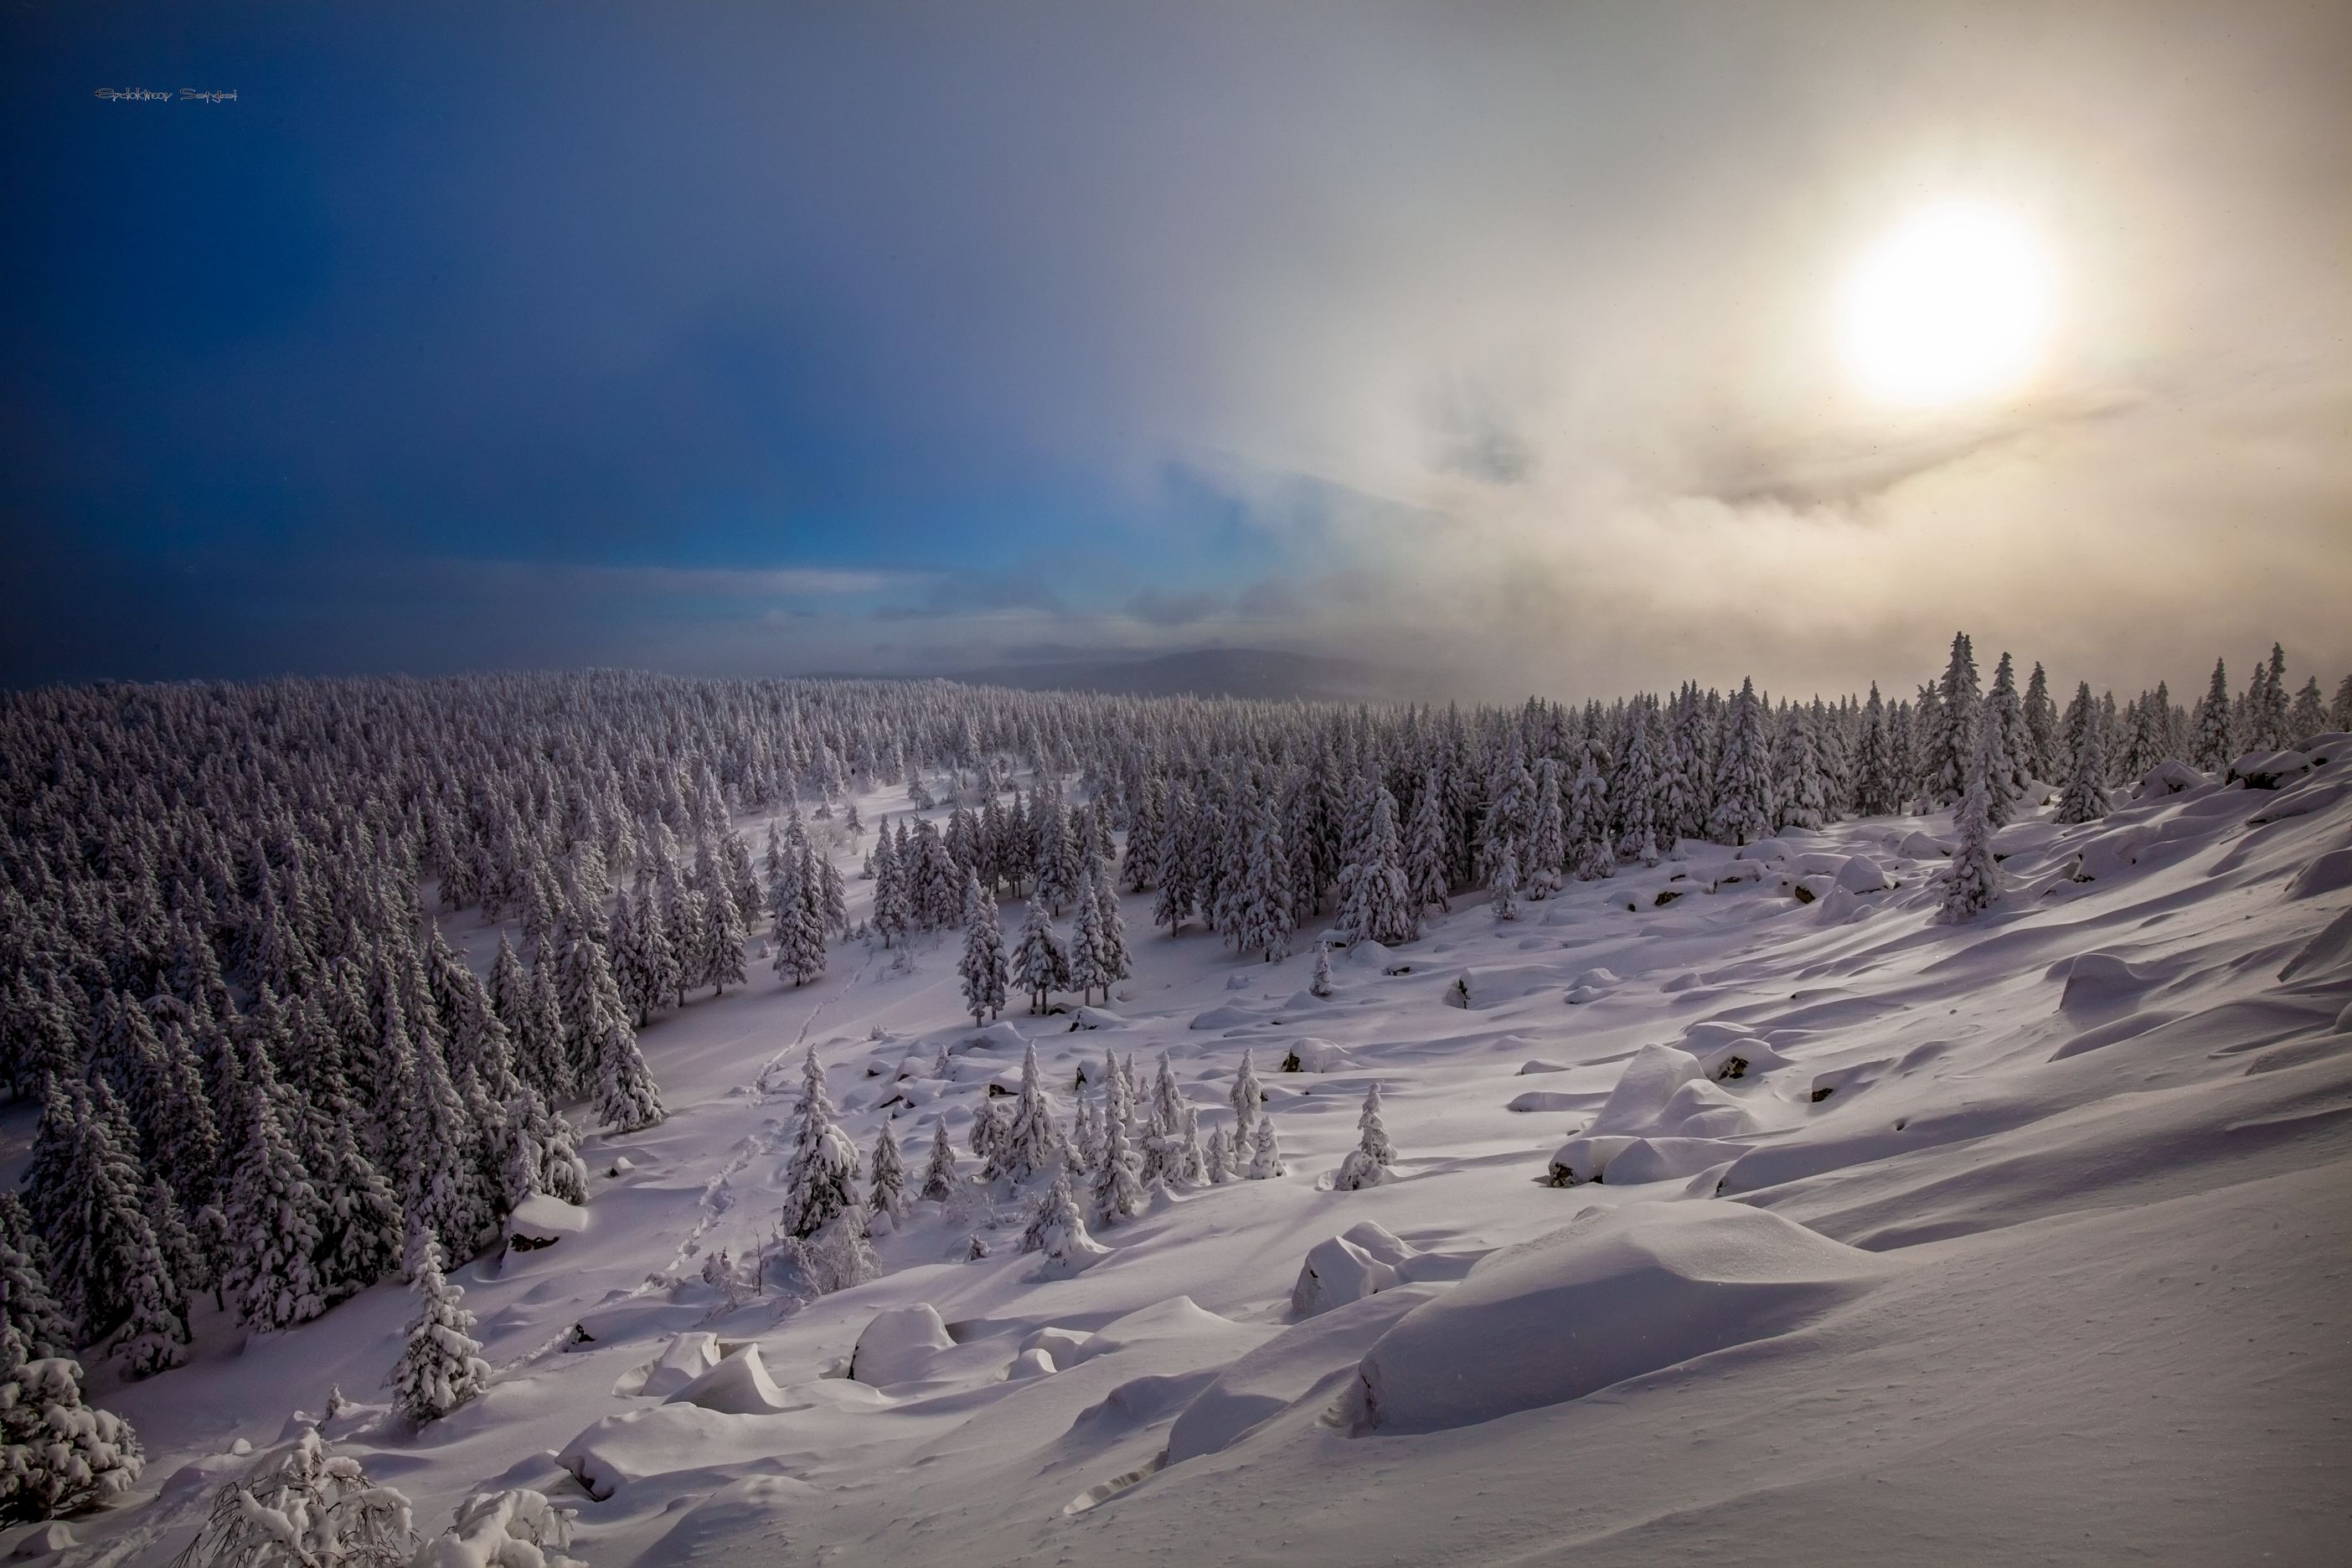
1547, 1134, 1739, 1185
666, 1344, 790, 1414
1276, 1037, 1356, 1072
1189, 1003, 1261, 1030
2286, 848, 2352, 900
1835, 855, 1895, 895
1587, 1044, 1705, 1135
635, 1333, 721, 1398
2136, 759, 2206, 797
2279, 907, 2352, 983
1168, 1283, 1443, 1465
1516, 1058, 1570, 1075
508, 1194, 587, 1248
850, 1304, 954, 1386
2055, 952, 2155, 1015
1056, 1297, 1256, 1369
2227, 750, 2313, 789
1291, 1222, 1416, 1318
1681, 1028, 1791, 1083
1346, 1202, 1885, 1435
1897, 830, 1949, 859
1008, 1348, 1056, 1380
1572, 967, 1622, 988
1505, 1090, 1583, 1113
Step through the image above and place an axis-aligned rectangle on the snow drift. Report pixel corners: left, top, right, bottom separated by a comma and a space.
1346, 1201, 1885, 1435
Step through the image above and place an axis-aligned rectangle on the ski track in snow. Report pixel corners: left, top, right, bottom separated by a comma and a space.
36, 762, 2352, 1568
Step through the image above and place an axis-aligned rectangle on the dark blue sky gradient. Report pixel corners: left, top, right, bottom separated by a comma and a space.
2, 4, 1317, 683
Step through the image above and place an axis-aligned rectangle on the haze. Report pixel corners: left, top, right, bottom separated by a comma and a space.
4, 1, 2346, 699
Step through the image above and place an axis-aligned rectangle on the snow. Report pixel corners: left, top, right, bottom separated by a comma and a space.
23, 762, 2352, 1566
1288, 1222, 1414, 1318
847, 1304, 952, 1386
1347, 1201, 1886, 1436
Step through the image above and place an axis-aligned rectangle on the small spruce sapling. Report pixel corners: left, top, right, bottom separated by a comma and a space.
1332, 1083, 1395, 1190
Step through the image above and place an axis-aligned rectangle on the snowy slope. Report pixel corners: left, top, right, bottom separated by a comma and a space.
45, 760, 2352, 1566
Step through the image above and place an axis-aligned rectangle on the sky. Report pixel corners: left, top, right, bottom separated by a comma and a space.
3, 1, 2347, 701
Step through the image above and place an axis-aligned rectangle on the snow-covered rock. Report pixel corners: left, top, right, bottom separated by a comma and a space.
637, 1333, 721, 1398
1835, 854, 1896, 895
1345, 1202, 1885, 1435
1291, 1222, 1416, 1318
666, 1345, 791, 1415
1505, 1089, 1583, 1113
1587, 1044, 1705, 1136
508, 1194, 587, 1251
2227, 750, 2313, 789
849, 1303, 955, 1386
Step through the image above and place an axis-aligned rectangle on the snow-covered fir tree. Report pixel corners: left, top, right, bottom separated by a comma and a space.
1020, 1169, 1107, 1272
1310, 941, 1335, 998
1247, 1117, 1287, 1179
917, 1117, 958, 1204
2055, 681, 2112, 826
1012, 896, 1068, 1014
869, 1121, 908, 1221
957, 873, 1008, 1026
1939, 728, 2004, 924
0, 1334, 142, 1523
1091, 1112, 1147, 1226
998, 1042, 1065, 1184
779, 1049, 860, 1239
1333, 1083, 1395, 1190
390, 1231, 490, 1424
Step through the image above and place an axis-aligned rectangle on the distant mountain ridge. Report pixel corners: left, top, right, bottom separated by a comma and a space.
947, 647, 1442, 703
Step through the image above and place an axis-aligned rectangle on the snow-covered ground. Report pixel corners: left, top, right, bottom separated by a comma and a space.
39, 756, 2352, 1565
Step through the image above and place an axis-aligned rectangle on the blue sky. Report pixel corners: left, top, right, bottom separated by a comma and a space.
4, 3, 2347, 695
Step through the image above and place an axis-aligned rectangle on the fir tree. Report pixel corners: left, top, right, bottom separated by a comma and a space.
2194, 658, 2235, 773
1338, 787, 1416, 946
224, 1086, 329, 1332
1854, 683, 1897, 816
1710, 679, 1773, 845
1932, 632, 1983, 806
1247, 1117, 1287, 1179
957, 873, 1008, 1025
1491, 844, 1521, 921
1011, 897, 1067, 1014
2055, 682, 2112, 825
1940, 725, 2004, 924
2023, 661, 2060, 781
1332, 1082, 1395, 1190
1524, 760, 1566, 897
779, 1050, 860, 1239
1237, 786, 1296, 962
1091, 1112, 1147, 1226
917, 1117, 958, 1204
1067, 864, 1111, 1004
1980, 652, 2030, 828
1406, 769, 1452, 915
1229, 1049, 1263, 1156
999, 1042, 1065, 1184
1310, 941, 1335, 998
389, 1232, 490, 1424
869, 1120, 908, 1220
1020, 1170, 1107, 1272
0, 1339, 143, 1523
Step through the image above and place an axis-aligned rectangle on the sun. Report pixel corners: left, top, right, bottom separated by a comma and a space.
1837, 199, 2058, 408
